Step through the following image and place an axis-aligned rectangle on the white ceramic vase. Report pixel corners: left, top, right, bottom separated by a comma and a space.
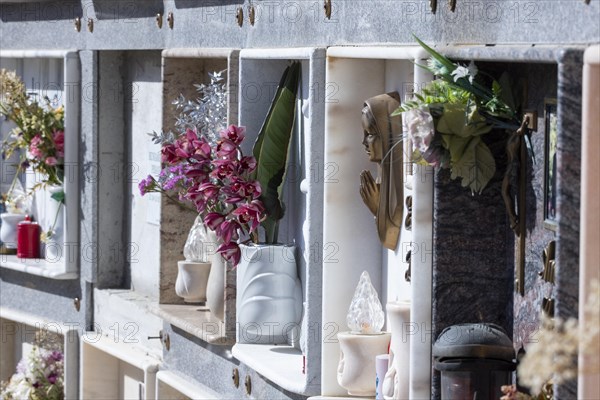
44, 186, 64, 262
175, 260, 212, 303
337, 331, 392, 396
383, 301, 411, 400
236, 244, 303, 345
206, 252, 226, 321
0, 213, 26, 249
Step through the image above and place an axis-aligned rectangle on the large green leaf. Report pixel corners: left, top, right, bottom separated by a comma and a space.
252, 62, 301, 243
449, 137, 496, 194
437, 103, 493, 138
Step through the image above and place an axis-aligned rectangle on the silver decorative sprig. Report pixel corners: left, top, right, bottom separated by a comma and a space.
148, 70, 228, 147
172, 70, 228, 146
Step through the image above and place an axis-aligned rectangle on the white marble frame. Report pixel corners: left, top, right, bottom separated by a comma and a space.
578, 44, 600, 399
80, 334, 161, 400
232, 47, 326, 396
0, 50, 80, 278
322, 46, 434, 399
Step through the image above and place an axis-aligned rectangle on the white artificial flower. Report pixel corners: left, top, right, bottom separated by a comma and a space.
451, 61, 478, 83
406, 108, 435, 153
451, 65, 470, 82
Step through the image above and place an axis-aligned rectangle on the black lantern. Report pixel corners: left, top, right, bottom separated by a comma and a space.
433, 323, 516, 400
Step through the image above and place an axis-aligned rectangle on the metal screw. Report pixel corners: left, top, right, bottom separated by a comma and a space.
74, 17, 81, 32
244, 375, 251, 395
148, 331, 170, 351
324, 0, 332, 19
248, 5, 256, 26
167, 12, 174, 29
73, 297, 81, 311
232, 368, 240, 388
87, 18, 94, 33
430, 0, 438, 13
236, 7, 244, 27
156, 13, 163, 29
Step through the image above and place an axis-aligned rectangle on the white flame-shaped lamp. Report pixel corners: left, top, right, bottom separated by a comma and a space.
337, 271, 391, 396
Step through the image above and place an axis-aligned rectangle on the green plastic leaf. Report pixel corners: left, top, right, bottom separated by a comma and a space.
413, 35, 456, 75
252, 62, 301, 243
449, 137, 496, 194
492, 80, 502, 97
50, 189, 65, 204
498, 72, 516, 111
437, 103, 492, 138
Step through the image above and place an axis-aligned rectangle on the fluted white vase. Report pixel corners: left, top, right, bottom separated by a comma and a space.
236, 244, 302, 345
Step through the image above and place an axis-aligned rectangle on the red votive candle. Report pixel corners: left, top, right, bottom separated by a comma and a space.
17, 216, 40, 259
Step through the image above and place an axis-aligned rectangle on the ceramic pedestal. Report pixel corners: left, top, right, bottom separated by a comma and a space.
383, 301, 411, 400
175, 261, 211, 303
337, 331, 391, 397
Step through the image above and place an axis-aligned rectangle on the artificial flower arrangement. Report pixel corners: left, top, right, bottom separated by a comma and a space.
0, 332, 65, 400
498, 279, 600, 400
0, 69, 66, 238
140, 63, 302, 265
395, 37, 524, 194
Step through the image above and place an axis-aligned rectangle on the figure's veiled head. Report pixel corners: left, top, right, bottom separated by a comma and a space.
361, 92, 402, 164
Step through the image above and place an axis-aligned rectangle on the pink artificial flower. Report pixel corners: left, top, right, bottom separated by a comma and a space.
211, 159, 237, 180
220, 125, 246, 145
239, 156, 257, 173
161, 144, 179, 164
198, 182, 220, 200
184, 164, 209, 180
29, 134, 44, 159
216, 139, 238, 159
217, 242, 241, 266
204, 212, 226, 232
45, 156, 57, 166
219, 219, 241, 243
53, 130, 65, 158
232, 200, 265, 231
242, 181, 262, 199
174, 129, 212, 161
191, 135, 212, 161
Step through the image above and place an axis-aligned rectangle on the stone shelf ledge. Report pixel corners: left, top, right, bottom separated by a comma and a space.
156, 370, 221, 399
148, 303, 234, 346
0, 255, 78, 280
232, 343, 317, 396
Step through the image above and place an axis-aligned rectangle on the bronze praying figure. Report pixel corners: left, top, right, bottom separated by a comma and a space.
359, 92, 404, 250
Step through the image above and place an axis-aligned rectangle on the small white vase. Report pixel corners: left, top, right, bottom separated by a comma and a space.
337, 331, 392, 397
175, 261, 212, 303
236, 244, 303, 345
44, 185, 64, 262
206, 252, 226, 321
383, 301, 411, 400
0, 213, 26, 249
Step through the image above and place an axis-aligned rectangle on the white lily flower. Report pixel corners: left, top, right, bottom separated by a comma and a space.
451, 65, 470, 82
